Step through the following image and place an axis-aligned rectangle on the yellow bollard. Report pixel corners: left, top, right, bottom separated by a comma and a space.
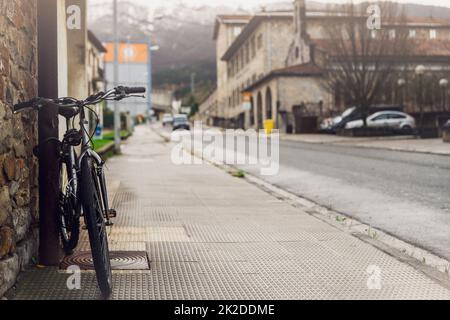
264, 119, 275, 135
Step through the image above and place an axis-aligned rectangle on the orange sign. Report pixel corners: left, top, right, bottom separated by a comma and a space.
243, 92, 252, 102
104, 43, 149, 63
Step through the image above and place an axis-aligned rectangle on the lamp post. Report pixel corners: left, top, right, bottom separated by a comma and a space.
439, 78, 449, 112
113, 0, 121, 153
147, 42, 160, 124
415, 65, 426, 138
397, 78, 406, 110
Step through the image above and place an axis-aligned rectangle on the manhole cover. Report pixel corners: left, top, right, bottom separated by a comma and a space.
60, 251, 150, 271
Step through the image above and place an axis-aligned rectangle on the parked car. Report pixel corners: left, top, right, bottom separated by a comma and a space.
345, 111, 416, 133
162, 113, 174, 127
320, 116, 343, 133
333, 105, 403, 132
173, 114, 190, 131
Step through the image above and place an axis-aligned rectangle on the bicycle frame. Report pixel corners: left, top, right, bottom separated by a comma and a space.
64, 104, 113, 225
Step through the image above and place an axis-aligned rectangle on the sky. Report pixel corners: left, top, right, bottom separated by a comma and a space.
119, 0, 450, 10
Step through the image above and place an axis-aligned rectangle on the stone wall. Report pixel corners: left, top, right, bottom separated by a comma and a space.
0, 0, 39, 298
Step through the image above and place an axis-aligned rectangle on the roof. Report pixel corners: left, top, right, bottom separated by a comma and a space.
311, 38, 450, 59
88, 30, 107, 53
243, 62, 323, 92
221, 12, 293, 61
213, 14, 252, 40
396, 16, 450, 27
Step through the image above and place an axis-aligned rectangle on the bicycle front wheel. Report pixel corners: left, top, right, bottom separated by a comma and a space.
80, 156, 113, 298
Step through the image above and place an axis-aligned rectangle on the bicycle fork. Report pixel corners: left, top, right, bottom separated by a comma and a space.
96, 163, 117, 226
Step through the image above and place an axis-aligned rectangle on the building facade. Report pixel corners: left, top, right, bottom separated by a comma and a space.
0, 0, 39, 298
200, 0, 450, 133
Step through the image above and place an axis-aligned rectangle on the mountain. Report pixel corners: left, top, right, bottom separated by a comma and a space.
88, 0, 450, 95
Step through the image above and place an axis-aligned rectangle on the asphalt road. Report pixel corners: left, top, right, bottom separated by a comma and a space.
238, 139, 450, 260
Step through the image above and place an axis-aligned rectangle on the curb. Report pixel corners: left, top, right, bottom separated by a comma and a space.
175, 136, 450, 289
242, 173, 450, 287
281, 135, 450, 157
151, 124, 450, 286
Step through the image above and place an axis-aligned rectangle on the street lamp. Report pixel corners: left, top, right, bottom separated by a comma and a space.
397, 78, 406, 110
147, 43, 160, 124
415, 65, 426, 138
113, 0, 121, 153
439, 78, 449, 112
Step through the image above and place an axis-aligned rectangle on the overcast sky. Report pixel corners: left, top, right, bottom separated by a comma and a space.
124, 0, 450, 9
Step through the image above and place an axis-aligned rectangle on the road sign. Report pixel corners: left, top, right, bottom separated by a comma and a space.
242, 92, 252, 111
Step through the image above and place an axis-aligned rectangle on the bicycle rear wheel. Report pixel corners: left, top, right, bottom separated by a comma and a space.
80, 156, 112, 297
59, 161, 80, 255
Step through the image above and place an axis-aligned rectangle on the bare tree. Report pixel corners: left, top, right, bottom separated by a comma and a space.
322, 1, 412, 125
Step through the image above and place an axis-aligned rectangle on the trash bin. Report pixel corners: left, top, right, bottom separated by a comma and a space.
264, 119, 275, 135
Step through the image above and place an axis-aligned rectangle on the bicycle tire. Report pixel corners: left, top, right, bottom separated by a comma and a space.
59, 161, 81, 255
80, 156, 113, 297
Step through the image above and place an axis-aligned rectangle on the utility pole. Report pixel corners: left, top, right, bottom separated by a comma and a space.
147, 41, 153, 124
113, 0, 121, 153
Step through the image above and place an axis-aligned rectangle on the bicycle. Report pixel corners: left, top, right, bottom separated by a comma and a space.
14, 86, 146, 297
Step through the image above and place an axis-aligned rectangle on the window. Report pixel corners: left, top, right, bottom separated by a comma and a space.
371, 30, 377, 39
251, 37, 256, 58
373, 114, 389, 121
233, 26, 242, 37
295, 47, 300, 59
389, 114, 406, 120
245, 44, 250, 64
409, 29, 416, 38
257, 34, 263, 49
430, 29, 437, 39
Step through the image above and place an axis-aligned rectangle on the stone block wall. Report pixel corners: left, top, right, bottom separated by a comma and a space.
0, 0, 39, 298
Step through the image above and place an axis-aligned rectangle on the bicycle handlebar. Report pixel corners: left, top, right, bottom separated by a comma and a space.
13, 98, 39, 113
13, 86, 146, 115
118, 86, 146, 95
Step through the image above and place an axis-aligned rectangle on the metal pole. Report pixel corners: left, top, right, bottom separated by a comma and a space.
113, 0, 121, 153
147, 41, 152, 123
37, 0, 63, 265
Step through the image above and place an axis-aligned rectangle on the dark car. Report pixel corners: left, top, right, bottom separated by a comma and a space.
333, 104, 403, 132
173, 114, 190, 131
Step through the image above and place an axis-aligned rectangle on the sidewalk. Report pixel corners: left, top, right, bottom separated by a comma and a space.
282, 134, 450, 156
9, 126, 450, 300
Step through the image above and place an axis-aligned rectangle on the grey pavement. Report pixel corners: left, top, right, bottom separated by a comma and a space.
281, 134, 450, 156
238, 139, 450, 261
10, 126, 450, 300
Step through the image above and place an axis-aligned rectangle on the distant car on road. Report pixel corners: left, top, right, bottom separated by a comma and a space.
320, 116, 343, 133
173, 114, 190, 131
345, 111, 416, 133
162, 113, 174, 127
331, 105, 403, 133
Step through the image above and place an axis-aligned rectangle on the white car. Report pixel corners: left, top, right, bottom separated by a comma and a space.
345, 111, 416, 132
162, 113, 174, 127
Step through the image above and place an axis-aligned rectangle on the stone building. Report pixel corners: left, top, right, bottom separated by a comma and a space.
200, 0, 450, 133
0, 0, 39, 297
207, 14, 251, 127
1, 0, 108, 297
87, 30, 107, 133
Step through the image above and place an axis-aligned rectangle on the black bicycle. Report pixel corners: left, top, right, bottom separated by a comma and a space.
14, 86, 146, 297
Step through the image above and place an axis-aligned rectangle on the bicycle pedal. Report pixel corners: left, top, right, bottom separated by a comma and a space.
107, 209, 117, 218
